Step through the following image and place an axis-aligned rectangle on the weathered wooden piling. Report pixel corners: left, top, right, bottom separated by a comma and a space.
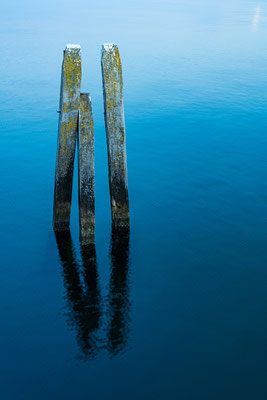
78, 93, 95, 244
101, 44, 129, 228
53, 44, 82, 230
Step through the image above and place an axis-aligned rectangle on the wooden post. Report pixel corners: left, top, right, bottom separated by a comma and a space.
101, 44, 130, 228
53, 44, 82, 230
78, 93, 95, 244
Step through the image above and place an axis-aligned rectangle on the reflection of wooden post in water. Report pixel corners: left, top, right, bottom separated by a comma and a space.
55, 227, 131, 357
53, 45, 81, 230
78, 93, 95, 244
108, 225, 130, 355
101, 44, 130, 229
54, 230, 101, 359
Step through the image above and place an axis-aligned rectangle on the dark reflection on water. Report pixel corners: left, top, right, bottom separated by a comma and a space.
108, 226, 130, 356
54, 226, 130, 359
54, 231, 102, 359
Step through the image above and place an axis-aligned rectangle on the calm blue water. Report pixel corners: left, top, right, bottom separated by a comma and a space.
1, 1, 267, 398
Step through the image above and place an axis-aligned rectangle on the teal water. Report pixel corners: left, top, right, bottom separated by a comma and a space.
1, 1, 267, 399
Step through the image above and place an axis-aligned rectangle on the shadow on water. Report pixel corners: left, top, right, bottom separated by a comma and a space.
54, 225, 131, 360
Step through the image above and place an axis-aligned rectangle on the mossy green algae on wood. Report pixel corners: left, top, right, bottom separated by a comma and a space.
101, 44, 129, 228
53, 44, 81, 230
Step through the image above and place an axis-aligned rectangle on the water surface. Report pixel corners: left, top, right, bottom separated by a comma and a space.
1, 1, 267, 399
